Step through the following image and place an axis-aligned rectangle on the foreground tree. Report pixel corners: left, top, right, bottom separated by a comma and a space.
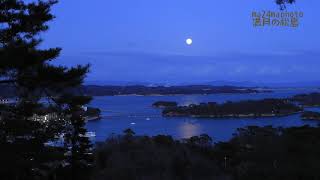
276, 0, 295, 10
0, 0, 92, 179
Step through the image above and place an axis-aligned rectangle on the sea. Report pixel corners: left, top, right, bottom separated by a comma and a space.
86, 88, 320, 142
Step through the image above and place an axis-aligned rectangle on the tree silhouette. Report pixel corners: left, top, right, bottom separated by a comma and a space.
124, 128, 136, 137
276, 0, 295, 10
0, 0, 92, 179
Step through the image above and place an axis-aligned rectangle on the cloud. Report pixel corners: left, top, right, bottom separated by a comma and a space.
55, 50, 320, 83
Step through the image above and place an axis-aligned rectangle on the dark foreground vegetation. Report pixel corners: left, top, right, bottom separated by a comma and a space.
276, 0, 295, 10
0, 1, 92, 180
92, 126, 320, 180
162, 99, 302, 118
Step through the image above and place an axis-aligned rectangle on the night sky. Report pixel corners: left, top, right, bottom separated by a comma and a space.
41, 0, 320, 85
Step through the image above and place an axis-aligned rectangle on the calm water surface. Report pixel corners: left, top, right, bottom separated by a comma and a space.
86, 89, 320, 142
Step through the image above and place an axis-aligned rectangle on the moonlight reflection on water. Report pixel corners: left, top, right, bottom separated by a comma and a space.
178, 121, 201, 138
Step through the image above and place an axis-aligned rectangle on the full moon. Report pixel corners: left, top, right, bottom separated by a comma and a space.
186, 38, 193, 45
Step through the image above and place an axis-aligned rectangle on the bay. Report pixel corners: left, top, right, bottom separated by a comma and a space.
86, 88, 320, 142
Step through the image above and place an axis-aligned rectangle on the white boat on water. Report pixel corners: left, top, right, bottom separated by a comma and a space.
85, 132, 96, 137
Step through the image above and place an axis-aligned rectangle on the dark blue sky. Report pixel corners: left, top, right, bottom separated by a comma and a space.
41, 0, 320, 85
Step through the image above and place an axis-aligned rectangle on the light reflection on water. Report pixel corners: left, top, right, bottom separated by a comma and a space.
180, 96, 200, 106
178, 121, 201, 139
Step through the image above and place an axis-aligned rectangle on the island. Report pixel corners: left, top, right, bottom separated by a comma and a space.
152, 101, 178, 108
162, 99, 302, 118
291, 93, 320, 107
80, 85, 270, 96
0, 84, 271, 97
301, 111, 320, 120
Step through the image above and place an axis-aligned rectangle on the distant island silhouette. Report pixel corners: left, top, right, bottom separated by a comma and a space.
80, 85, 269, 96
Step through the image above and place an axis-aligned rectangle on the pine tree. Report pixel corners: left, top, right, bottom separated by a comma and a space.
276, 0, 295, 10
0, 1, 92, 179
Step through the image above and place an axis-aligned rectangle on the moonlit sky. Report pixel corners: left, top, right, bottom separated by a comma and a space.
41, 0, 320, 85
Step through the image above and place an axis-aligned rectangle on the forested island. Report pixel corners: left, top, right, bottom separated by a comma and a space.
162, 99, 302, 118
152, 101, 178, 108
291, 92, 320, 107
301, 111, 320, 120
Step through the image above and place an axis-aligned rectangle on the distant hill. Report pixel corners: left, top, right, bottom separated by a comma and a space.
204, 81, 320, 88
0, 84, 269, 98
80, 85, 264, 96
85, 80, 320, 88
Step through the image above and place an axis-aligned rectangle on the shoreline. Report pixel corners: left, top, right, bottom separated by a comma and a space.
92, 91, 271, 97
163, 111, 303, 119
85, 116, 101, 121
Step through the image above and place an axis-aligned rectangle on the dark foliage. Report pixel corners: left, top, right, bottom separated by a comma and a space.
0, 1, 92, 179
92, 130, 222, 180
226, 125, 320, 180
276, 0, 296, 10
92, 126, 320, 180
